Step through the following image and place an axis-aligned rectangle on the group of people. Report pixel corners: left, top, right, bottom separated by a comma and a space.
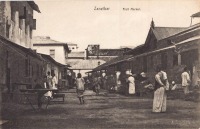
69, 65, 193, 112
153, 65, 192, 113
125, 65, 192, 113
34, 71, 58, 109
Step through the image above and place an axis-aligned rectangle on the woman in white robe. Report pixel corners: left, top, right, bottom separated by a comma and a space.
128, 74, 135, 95
152, 66, 167, 113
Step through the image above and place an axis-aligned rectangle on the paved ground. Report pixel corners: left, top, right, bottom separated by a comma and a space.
1, 89, 200, 129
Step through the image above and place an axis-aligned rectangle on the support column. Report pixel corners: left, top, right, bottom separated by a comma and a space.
178, 53, 181, 65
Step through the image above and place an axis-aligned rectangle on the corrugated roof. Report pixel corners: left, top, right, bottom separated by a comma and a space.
153, 27, 186, 41
92, 55, 132, 71
160, 23, 200, 41
69, 59, 106, 70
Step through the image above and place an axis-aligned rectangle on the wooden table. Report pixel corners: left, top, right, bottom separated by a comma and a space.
20, 89, 58, 110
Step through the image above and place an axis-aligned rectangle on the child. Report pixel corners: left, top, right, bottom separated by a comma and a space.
171, 81, 177, 91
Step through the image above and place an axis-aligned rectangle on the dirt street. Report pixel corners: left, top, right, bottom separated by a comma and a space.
1, 89, 200, 129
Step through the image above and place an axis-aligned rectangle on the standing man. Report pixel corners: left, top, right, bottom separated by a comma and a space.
181, 66, 191, 100
75, 73, 85, 104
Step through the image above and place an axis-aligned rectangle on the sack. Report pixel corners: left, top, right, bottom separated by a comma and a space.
171, 84, 177, 90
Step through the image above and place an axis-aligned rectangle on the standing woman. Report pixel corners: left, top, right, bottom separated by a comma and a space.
76, 73, 85, 104
153, 65, 168, 113
127, 73, 135, 95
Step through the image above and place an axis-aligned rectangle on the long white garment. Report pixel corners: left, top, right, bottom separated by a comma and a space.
128, 76, 135, 94
44, 82, 52, 97
161, 71, 169, 90
47, 75, 53, 89
152, 72, 167, 113
181, 71, 190, 86
153, 87, 166, 112
52, 76, 58, 89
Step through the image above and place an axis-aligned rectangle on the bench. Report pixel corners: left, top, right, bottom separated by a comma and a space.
52, 93, 65, 103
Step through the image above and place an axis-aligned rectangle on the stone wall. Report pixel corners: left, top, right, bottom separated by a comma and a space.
0, 1, 35, 48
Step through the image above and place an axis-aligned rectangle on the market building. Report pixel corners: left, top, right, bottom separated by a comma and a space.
92, 18, 200, 94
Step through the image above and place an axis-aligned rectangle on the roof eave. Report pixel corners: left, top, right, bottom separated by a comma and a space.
27, 1, 41, 13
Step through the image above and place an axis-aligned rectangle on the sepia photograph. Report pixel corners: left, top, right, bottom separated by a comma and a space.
0, 0, 200, 129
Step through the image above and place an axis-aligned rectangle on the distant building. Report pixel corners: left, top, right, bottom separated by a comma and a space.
38, 53, 69, 89
93, 19, 200, 89
86, 44, 124, 62
68, 43, 79, 52
68, 59, 106, 77
0, 1, 40, 48
32, 36, 71, 65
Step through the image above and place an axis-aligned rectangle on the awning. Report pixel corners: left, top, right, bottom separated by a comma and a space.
191, 12, 200, 17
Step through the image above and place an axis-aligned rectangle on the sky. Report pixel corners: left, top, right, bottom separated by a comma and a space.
33, 0, 200, 51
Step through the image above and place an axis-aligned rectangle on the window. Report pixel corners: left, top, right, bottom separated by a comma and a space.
50, 49, 55, 58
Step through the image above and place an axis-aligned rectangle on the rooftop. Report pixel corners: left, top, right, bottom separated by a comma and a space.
152, 27, 187, 41
32, 36, 65, 45
88, 49, 124, 56
68, 51, 85, 58
67, 59, 106, 70
32, 36, 71, 53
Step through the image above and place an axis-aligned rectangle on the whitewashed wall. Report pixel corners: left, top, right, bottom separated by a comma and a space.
33, 45, 66, 64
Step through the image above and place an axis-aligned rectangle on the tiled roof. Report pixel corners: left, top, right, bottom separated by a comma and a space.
88, 49, 124, 56
32, 36, 66, 45
68, 59, 106, 70
68, 52, 85, 58
32, 36, 71, 53
153, 27, 186, 41
98, 49, 124, 56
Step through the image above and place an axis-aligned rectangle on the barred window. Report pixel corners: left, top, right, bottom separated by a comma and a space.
50, 49, 55, 58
